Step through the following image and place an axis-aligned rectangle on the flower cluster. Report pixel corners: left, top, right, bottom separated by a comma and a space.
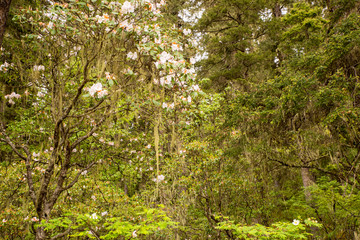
5, 92, 21, 105
171, 42, 183, 51
156, 51, 174, 67
33, 65, 45, 71
153, 174, 165, 183
121, 1, 135, 14
162, 102, 175, 109
35, 166, 46, 173
127, 51, 138, 60
105, 72, 116, 80
95, 14, 110, 24
180, 95, 192, 103
183, 28, 191, 35
0, 61, 13, 72
88, 83, 108, 98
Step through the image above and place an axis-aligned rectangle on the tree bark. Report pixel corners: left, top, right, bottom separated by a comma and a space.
35, 228, 47, 240
0, 0, 12, 47
300, 167, 314, 202
272, 2, 282, 18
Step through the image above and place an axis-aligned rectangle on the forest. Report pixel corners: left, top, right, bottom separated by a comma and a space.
0, 0, 359, 239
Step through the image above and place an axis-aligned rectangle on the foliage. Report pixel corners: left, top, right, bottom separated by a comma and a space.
217, 217, 322, 240
1, 0, 360, 239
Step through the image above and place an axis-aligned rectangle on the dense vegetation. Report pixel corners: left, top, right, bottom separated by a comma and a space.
0, 0, 359, 239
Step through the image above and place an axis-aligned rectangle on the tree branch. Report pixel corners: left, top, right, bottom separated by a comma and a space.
50, 227, 72, 240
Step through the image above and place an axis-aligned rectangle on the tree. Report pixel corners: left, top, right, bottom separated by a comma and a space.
0, 0, 12, 47
0, 0, 199, 238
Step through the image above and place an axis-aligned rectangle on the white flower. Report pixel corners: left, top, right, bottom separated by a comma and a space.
91, 195, 96, 201
158, 0, 166, 7
162, 102, 168, 108
119, 19, 134, 31
5, 92, 21, 104
108, 141, 114, 146
183, 29, 191, 35
183, 29, 192, 35
97, 89, 108, 98
158, 51, 173, 64
33, 65, 45, 71
132, 230, 137, 238
165, 75, 172, 84
153, 174, 165, 183
192, 84, 200, 92
5, 92, 21, 99
95, 14, 110, 24
190, 57, 196, 64
188, 68, 196, 74
88, 83, 108, 98
31, 217, 39, 222
146, 144, 151, 149
87, 4, 94, 11
0, 61, 11, 72
155, 38, 161, 44
121, 1, 135, 14
127, 51, 138, 60
101, 211, 108, 216
171, 42, 182, 51
90, 213, 98, 219
32, 152, 40, 158
141, 36, 150, 43
105, 72, 116, 80
47, 21, 54, 29
187, 96, 192, 103
292, 219, 300, 226
37, 92, 45, 98
88, 83, 102, 97
81, 170, 88, 176
179, 149, 186, 154
2, 219, 6, 223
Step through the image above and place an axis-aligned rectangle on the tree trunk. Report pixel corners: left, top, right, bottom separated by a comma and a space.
272, 2, 282, 18
0, 0, 12, 47
35, 227, 47, 240
301, 167, 314, 202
